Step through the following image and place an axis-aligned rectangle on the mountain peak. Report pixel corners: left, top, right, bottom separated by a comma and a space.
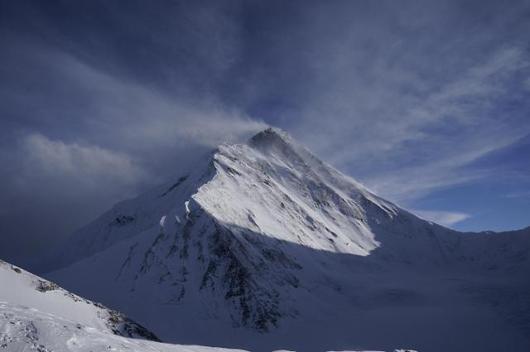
42, 123, 530, 351
248, 127, 294, 148
246, 127, 313, 165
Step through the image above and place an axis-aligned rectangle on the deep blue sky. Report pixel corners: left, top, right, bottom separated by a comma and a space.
1, 0, 529, 267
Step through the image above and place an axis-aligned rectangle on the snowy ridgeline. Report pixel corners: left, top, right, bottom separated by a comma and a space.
8, 128, 530, 351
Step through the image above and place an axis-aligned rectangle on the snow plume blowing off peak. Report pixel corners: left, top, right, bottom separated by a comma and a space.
27, 127, 530, 352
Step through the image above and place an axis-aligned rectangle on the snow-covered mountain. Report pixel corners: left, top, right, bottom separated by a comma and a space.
41, 128, 529, 352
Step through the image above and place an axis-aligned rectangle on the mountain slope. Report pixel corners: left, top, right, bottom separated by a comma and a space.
0, 259, 158, 341
0, 303, 250, 352
0, 259, 253, 352
46, 128, 530, 352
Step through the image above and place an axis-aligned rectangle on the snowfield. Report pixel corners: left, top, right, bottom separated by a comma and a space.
0, 303, 246, 352
4, 128, 529, 351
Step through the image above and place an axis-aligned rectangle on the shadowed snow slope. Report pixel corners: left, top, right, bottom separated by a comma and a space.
41, 128, 530, 352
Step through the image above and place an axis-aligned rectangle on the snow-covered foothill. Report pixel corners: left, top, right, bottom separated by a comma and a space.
0, 259, 253, 352
0, 260, 158, 341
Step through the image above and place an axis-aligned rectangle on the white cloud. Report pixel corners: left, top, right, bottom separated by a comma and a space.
412, 209, 471, 227
19, 133, 148, 193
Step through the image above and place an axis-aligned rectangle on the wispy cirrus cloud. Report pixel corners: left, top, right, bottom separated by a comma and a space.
229, 2, 529, 227
299, 44, 530, 203
504, 191, 530, 199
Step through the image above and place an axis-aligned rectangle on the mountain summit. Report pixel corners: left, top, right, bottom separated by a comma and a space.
45, 128, 530, 351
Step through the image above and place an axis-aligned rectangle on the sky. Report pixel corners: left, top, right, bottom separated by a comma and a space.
1, 0, 529, 268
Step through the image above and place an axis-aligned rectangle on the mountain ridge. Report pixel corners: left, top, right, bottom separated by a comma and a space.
42, 127, 530, 351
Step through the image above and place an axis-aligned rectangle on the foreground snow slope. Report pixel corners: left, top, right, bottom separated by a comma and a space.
0, 260, 250, 352
46, 128, 530, 352
0, 303, 253, 352
0, 259, 159, 341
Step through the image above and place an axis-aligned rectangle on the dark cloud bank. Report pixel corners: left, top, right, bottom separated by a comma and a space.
1, 0, 529, 269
